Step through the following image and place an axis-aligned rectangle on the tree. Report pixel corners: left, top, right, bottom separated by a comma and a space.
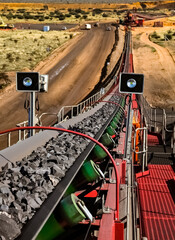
6, 12, 13, 20
75, 14, 81, 19
102, 13, 108, 17
140, 2, 147, 11
59, 15, 65, 20
93, 9, 103, 14
43, 5, 48, 10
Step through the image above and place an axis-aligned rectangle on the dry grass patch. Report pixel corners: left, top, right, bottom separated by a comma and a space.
149, 27, 175, 59
0, 29, 78, 72
133, 33, 157, 53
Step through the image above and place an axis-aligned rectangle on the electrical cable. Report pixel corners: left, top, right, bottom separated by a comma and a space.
35, 94, 40, 112
24, 93, 30, 111
83, 221, 92, 240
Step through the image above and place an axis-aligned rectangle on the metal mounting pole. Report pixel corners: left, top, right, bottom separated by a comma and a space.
29, 92, 36, 137
124, 94, 132, 159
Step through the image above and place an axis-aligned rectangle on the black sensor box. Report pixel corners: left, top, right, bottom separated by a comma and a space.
119, 73, 144, 94
16, 72, 39, 92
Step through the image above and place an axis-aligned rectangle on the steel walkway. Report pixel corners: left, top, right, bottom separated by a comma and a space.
137, 164, 175, 240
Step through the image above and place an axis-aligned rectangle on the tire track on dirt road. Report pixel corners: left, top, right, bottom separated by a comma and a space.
140, 31, 175, 89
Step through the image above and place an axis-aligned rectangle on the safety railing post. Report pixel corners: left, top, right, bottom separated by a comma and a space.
154, 109, 156, 130
150, 108, 152, 128
71, 107, 73, 118
162, 109, 166, 145
133, 127, 148, 172
8, 132, 11, 147
142, 128, 146, 172
145, 126, 148, 167
172, 123, 175, 154
62, 109, 64, 122
80, 103, 82, 114
18, 129, 21, 142
77, 104, 79, 116
24, 122, 26, 140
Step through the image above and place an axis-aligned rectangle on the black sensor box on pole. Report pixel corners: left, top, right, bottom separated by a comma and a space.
16, 72, 39, 92
119, 73, 144, 94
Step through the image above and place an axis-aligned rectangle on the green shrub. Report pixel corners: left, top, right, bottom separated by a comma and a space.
140, 2, 147, 10
65, 14, 71, 18
102, 13, 108, 17
16, 56, 20, 61
151, 31, 160, 39
93, 8, 103, 14
75, 14, 81, 18
166, 34, 172, 40
17, 15, 24, 19
40, 35, 45, 39
6, 53, 13, 62
39, 16, 45, 21
167, 29, 172, 34
23, 12, 31, 19
54, 10, 61, 15
17, 9, 26, 13
6, 12, 13, 20
59, 15, 65, 20
43, 5, 48, 10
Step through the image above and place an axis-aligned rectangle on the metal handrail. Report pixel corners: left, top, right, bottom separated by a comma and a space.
38, 113, 58, 126
16, 120, 28, 141
57, 79, 116, 123
171, 123, 175, 154
0, 78, 116, 150
133, 127, 148, 172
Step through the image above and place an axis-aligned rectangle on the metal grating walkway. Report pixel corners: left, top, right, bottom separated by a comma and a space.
137, 165, 175, 240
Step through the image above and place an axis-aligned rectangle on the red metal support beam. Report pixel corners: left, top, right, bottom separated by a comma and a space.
98, 159, 124, 240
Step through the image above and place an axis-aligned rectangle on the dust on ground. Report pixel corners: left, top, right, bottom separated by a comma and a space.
132, 25, 175, 109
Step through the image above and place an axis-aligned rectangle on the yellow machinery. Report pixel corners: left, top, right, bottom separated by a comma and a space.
0, 16, 14, 29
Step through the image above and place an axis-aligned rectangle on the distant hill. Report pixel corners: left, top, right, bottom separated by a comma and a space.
0, 0, 172, 3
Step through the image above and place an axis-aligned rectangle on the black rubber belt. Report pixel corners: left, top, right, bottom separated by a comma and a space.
16, 104, 121, 240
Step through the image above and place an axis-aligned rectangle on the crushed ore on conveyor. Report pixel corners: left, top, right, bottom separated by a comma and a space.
0, 95, 123, 239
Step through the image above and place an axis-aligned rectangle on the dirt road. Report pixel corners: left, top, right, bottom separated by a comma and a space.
133, 27, 175, 109
0, 23, 116, 131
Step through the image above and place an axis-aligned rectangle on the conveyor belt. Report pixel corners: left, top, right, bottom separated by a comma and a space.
14, 100, 124, 240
